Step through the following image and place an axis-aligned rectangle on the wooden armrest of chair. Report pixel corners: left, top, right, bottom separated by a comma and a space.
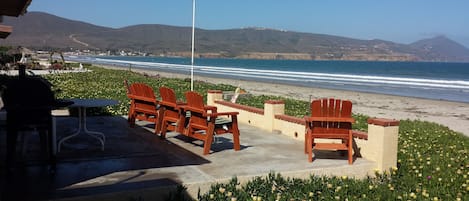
178, 105, 187, 110
209, 111, 239, 118
159, 101, 177, 108
305, 116, 355, 123
204, 105, 217, 113
128, 95, 158, 103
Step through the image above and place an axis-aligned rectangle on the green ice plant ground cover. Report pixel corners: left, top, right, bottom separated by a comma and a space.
43, 65, 467, 201
44, 64, 236, 116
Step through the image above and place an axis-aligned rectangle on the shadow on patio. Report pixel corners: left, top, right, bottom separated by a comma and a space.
1, 115, 374, 201
1, 116, 209, 201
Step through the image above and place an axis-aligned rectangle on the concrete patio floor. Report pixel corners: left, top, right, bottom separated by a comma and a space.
1, 115, 375, 201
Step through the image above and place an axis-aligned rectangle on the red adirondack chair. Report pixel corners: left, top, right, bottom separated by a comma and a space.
182, 91, 241, 155
305, 98, 355, 164
159, 86, 186, 138
126, 82, 160, 134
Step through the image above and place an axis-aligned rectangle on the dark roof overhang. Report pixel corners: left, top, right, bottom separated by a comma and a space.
0, 0, 32, 38
0, 0, 32, 17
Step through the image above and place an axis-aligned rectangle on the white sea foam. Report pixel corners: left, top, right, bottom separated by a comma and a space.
94, 58, 469, 90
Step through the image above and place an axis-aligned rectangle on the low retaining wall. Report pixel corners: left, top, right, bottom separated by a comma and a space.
207, 90, 399, 172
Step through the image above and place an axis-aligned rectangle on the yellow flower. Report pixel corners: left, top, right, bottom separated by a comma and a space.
335, 186, 342, 192
422, 192, 429, 197
219, 187, 226, 194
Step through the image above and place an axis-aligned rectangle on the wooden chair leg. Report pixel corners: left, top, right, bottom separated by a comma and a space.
232, 127, 241, 151
348, 132, 353, 164
203, 123, 216, 155
304, 133, 307, 154
176, 114, 186, 133
304, 129, 311, 154
153, 117, 160, 135
160, 119, 169, 139
203, 133, 214, 155
154, 109, 164, 135
231, 117, 241, 151
308, 136, 314, 162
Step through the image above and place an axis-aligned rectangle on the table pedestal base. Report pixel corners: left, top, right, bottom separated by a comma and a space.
57, 107, 105, 152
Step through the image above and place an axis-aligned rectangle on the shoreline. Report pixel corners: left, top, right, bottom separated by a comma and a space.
102, 65, 469, 137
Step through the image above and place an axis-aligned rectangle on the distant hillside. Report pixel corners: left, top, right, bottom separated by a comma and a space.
2, 11, 469, 62
410, 36, 469, 62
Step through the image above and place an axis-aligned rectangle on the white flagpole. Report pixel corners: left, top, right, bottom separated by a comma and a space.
190, 0, 196, 91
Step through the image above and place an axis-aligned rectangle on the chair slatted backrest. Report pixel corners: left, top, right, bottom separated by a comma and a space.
159, 87, 177, 107
131, 83, 156, 99
184, 91, 209, 128
124, 79, 131, 95
129, 83, 157, 111
159, 86, 180, 123
311, 98, 352, 136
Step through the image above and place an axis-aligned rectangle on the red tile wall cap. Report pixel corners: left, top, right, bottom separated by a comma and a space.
207, 90, 223, 94
275, 114, 306, 125
264, 100, 285, 104
367, 118, 400, 127
215, 100, 264, 115
352, 130, 368, 140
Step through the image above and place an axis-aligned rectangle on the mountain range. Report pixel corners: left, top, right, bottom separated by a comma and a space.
2, 11, 469, 62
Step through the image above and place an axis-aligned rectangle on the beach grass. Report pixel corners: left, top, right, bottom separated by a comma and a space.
41, 65, 468, 201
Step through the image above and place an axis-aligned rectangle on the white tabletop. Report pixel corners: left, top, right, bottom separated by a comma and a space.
68, 98, 119, 108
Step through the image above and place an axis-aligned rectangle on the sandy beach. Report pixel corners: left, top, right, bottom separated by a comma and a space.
102, 65, 469, 137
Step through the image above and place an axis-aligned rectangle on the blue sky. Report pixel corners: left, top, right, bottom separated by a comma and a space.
28, 0, 469, 48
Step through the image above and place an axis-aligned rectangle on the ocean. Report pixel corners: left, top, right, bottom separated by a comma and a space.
69, 56, 469, 103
